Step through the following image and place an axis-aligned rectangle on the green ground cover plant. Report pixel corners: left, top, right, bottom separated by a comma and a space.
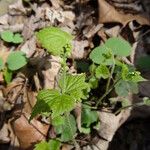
29, 27, 149, 150
0, 51, 27, 83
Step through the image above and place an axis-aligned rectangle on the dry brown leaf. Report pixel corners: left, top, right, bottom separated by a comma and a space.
0, 123, 10, 143
0, 14, 9, 25
21, 36, 36, 58
11, 113, 49, 149
0, 49, 10, 64
98, 0, 150, 26
74, 103, 82, 132
72, 40, 89, 59
83, 24, 103, 38
95, 109, 131, 150
42, 56, 61, 89
61, 144, 74, 150
105, 25, 121, 37
8, 0, 26, 15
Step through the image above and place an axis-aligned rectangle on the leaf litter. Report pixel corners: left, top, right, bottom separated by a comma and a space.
0, 0, 150, 150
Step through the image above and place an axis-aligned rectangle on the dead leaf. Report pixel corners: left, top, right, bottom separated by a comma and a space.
0, 14, 9, 25
11, 113, 49, 149
21, 36, 36, 58
0, 123, 10, 143
72, 40, 89, 59
42, 56, 61, 89
83, 24, 103, 38
8, 0, 26, 15
105, 25, 121, 37
98, 0, 150, 26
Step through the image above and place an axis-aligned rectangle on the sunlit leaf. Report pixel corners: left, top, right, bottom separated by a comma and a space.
36, 27, 73, 56
105, 37, 132, 56
95, 65, 110, 79
34, 140, 60, 150
7, 51, 27, 71
89, 45, 113, 65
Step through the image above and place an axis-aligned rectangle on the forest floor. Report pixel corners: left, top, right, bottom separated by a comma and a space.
0, 0, 150, 150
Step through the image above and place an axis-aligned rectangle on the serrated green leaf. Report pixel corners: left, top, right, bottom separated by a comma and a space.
89, 45, 113, 65
36, 27, 73, 56
52, 116, 65, 126
60, 114, 77, 142
0, 57, 4, 70
50, 94, 75, 118
1, 30, 14, 42
49, 140, 61, 150
59, 73, 88, 100
13, 33, 23, 44
105, 37, 132, 56
81, 106, 98, 128
115, 80, 138, 97
30, 98, 51, 121
95, 65, 110, 79
34, 141, 50, 150
31, 89, 75, 119
34, 140, 60, 150
6, 51, 27, 71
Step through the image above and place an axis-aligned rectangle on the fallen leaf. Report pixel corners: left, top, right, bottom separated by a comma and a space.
11, 113, 49, 149
98, 0, 150, 26
72, 40, 89, 59
0, 123, 10, 143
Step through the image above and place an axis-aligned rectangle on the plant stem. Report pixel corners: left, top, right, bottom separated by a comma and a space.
105, 55, 115, 92
96, 78, 121, 107
114, 102, 144, 115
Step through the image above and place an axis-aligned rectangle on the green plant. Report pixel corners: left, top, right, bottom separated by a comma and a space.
1, 30, 23, 44
30, 27, 148, 149
89, 37, 146, 107
0, 51, 27, 83
34, 140, 61, 150
30, 27, 90, 149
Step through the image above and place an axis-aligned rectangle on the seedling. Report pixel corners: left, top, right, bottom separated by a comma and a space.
1, 30, 23, 44
0, 51, 27, 83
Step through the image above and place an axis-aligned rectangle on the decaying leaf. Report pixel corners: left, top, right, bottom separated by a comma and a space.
11, 113, 49, 149
98, 0, 150, 26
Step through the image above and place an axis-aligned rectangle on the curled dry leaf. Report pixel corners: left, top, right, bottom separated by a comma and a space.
98, 0, 150, 26
95, 109, 131, 150
11, 113, 49, 149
